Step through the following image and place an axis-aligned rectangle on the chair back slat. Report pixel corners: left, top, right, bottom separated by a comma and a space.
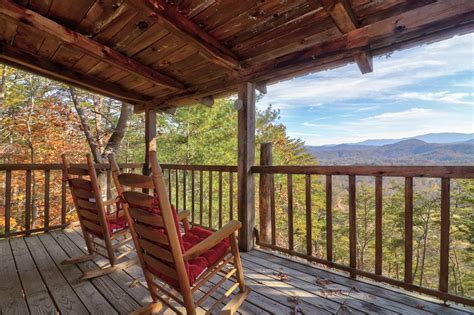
74, 189, 95, 200
69, 178, 94, 190
67, 167, 89, 176
78, 209, 100, 222
139, 238, 174, 262
129, 207, 165, 228
134, 223, 169, 245
77, 199, 98, 211
82, 220, 103, 234
118, 173, 154, 189
122, 191, 155, 208
143, 255, 178, 280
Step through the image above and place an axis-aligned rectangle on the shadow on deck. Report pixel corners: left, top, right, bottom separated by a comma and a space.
0, 226, 472, 315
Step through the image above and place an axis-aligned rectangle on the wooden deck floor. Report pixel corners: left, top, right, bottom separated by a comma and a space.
1, 227, 473, 315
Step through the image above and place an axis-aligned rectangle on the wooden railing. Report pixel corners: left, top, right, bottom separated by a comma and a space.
161, 164, 238, 231
0, 163, 142, 238
252, 161, 474, 306
1, 160, 473, 306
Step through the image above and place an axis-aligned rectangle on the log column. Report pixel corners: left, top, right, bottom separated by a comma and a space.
237, 82, 256, 251
259, 142, 273, 245
144, 109, 157, 176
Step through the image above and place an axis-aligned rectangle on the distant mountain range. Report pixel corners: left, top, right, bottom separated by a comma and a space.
306, 133, 474, 165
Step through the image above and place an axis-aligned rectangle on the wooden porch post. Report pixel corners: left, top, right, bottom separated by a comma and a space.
237, 82, 256, 251
259, 142, 273, 245
144, 109, 157, 176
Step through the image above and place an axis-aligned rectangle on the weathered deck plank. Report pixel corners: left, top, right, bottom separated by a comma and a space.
248, 250, 472, 315
37, 233, 118, 315
24, 235, 89, 314
50, 229, 142, 314
244, 255, 429, 314
9, 237, 56, 315
2, 229, 473, 315
0, 239, 30, 315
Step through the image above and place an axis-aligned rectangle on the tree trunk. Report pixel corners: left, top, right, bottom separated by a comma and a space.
69, 87, 102, 162
0, 64, 6, 106
26, 75, 37, 228
101, 101, 133, 160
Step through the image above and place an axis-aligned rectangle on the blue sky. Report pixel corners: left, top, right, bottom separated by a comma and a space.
257, 33, 473, 145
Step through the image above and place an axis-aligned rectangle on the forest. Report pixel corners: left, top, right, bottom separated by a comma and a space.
0, 65, 472, 299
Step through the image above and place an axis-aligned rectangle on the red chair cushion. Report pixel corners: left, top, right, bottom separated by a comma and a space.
137, 196, 231, 287
107, 214, 128, 234
148, 226, 230, 288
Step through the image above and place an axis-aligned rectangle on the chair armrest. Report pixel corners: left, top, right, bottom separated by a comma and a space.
183, 220, 241, 260
177, 210, 190, 222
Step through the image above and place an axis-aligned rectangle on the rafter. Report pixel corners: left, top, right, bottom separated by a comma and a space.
0, 0, 186, 90
144, 0, 474, 109
323, 0, 373, 74
0, 44, 150, 104
134, 0, 241, 71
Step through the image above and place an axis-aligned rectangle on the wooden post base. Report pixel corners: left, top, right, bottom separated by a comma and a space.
80, 257, 138, 280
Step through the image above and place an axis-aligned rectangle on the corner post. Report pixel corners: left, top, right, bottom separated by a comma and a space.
259, 142, 273, 245
237, 82, 256, 251
144, 109, 157, 176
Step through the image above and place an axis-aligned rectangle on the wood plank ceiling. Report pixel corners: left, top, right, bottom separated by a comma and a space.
0, 0, 473, 111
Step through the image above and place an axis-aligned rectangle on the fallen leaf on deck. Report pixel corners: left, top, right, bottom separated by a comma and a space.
322, 289, 343, 297
315, 276, 332, 287
351, 286, 360, 292
415, 304, 425, 309
274, 271, 289, 280
129, 279, 140, 288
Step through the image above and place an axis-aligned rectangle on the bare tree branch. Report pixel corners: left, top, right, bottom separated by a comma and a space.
69, 87, 102, 162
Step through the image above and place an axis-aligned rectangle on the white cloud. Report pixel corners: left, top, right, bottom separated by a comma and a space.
363, 108, 433, 121
396, 91, 473, 105
258, 34, 474, 110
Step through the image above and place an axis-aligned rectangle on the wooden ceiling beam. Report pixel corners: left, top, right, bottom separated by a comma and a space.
135, 0, 241, 71
323, 0, 358, 33
323, 0, 373, 74
147, 0, 474, 108
0, 44, 149, 104
0, 0, 186, 90
353, 51, 373, 74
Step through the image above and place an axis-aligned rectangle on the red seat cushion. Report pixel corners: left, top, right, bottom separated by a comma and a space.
139, 197, 231, 287
107, 213, 127, 234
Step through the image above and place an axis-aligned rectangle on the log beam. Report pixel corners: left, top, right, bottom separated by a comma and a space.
353, 51, 373, 74
237, 82, 256, 251
323, 0, 373, 74
152, 0, 474, 106
323, 0, 358, 33
0, 45, 149, 103
0, 0, 186, 90
135, 0, 241, 71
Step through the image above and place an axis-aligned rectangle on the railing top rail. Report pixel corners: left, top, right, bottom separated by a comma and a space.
161, 164, 238, 172
251, 165, 474, 178
0, 163, 144, 171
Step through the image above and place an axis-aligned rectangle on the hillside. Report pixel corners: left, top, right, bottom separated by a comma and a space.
322, 132, 474, 146
307, 138, 474, 165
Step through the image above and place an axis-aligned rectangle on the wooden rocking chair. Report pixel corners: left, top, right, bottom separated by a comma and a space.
108, 151, 250, 315
61, 153, 137, 280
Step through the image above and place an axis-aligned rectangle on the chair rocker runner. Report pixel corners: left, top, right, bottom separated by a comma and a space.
61, 154, 137, 280
109, 151, 250, 315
